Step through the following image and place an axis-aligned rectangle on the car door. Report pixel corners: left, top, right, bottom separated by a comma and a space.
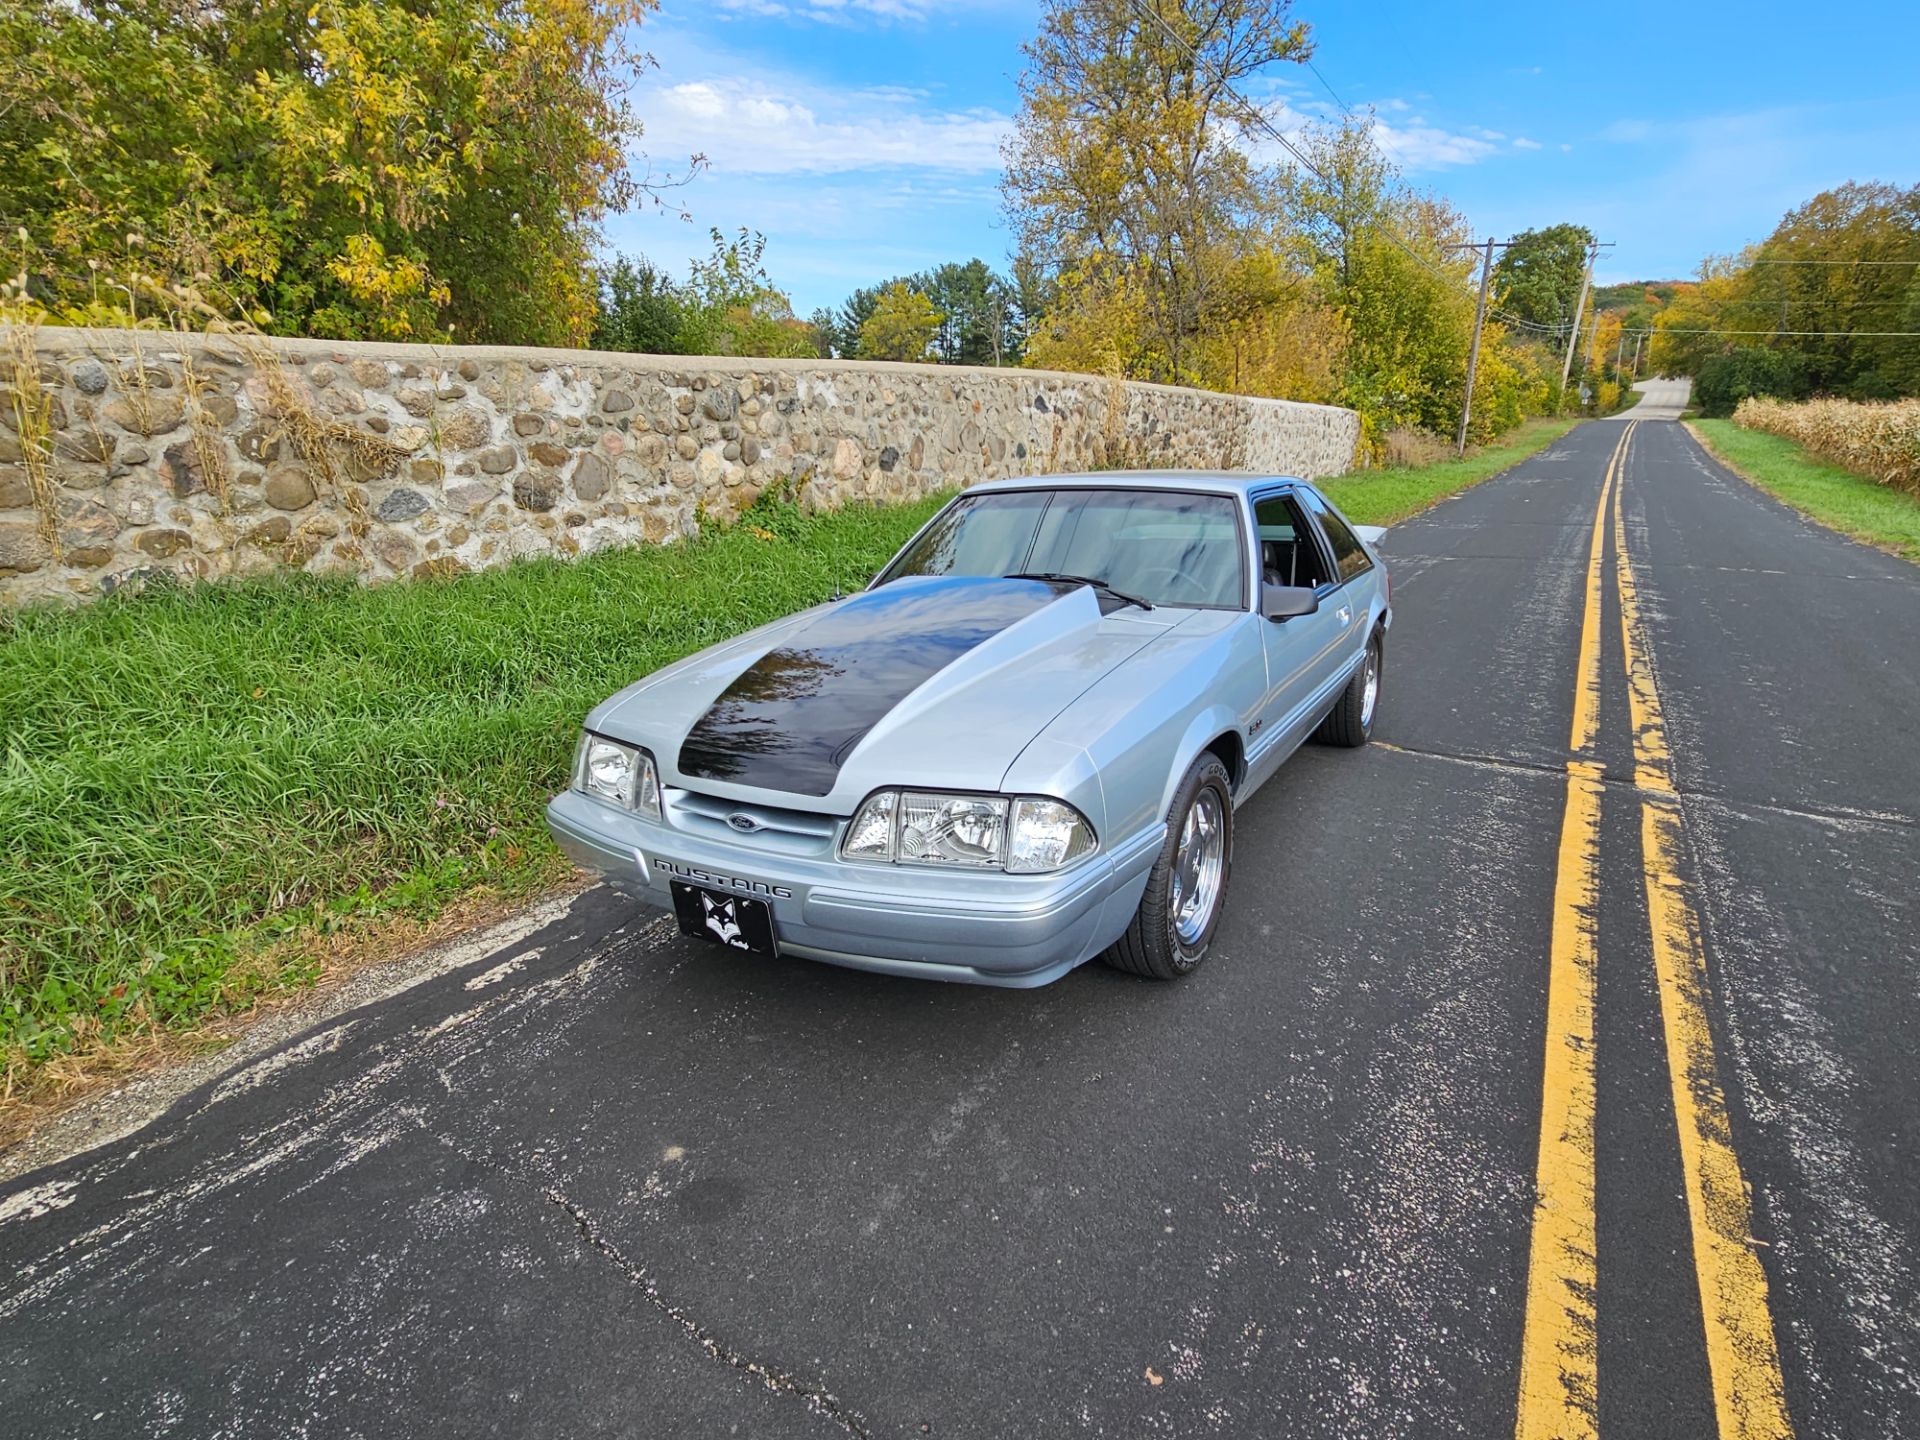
1296, 486, 1379, 677
1246, 487, 1351, 783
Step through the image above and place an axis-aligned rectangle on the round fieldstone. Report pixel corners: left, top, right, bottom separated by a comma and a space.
249, 516, 292, 545
512, 474, 560, 512
72, 360, 109, 395
435, 406, 490, 450
512, 413, 545, 437
879, 445, 900, 473
237, 424, 283, 463
570, 453, 611, 502
442, 480, 496, 515
528, 441, 568, 469
134, 528, 193, 559
375, 487, 429, 522
0, 467, 30, 509
373, 532, 420, 570
103, 395, 184, 437
0, 522, 50, 575
162, 441, 203, 497
477, 446, 517, 475
602, 389, 636, 414
263, 466, 317, 510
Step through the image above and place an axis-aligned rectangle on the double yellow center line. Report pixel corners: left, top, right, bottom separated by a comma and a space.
1515, 422, 1794, 1440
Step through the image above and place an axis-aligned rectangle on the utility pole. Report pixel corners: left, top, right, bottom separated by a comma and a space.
1559, 243, 1596, 400
1456, 237, 1497, 456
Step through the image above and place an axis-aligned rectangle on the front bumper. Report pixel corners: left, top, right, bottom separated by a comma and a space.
545, 788, 1161, 987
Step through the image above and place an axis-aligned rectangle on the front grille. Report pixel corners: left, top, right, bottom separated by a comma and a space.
666, 788, 840, 857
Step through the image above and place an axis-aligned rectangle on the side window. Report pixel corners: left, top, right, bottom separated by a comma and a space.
1251, 492, 1335, 591
1300, 490, 1372, 584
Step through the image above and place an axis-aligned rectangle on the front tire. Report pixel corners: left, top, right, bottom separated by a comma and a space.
1314, 633, 1382, 748
1102, 753, 1233, 981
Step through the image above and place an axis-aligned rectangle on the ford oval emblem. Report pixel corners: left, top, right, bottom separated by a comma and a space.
726, 812, 762, 834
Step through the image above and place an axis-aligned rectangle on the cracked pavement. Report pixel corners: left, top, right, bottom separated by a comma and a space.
2, 395, 1917, 1438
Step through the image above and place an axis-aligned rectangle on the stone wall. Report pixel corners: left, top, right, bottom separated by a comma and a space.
0, 330, 1361, 605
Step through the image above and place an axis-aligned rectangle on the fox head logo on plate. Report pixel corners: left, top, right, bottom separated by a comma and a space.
701, 892, 745, 947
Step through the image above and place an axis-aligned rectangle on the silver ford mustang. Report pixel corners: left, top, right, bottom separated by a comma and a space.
546, 471, 1391, 986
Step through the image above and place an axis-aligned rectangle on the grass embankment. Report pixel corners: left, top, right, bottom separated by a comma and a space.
1318, 416, 1579, 525
1690, 419, 1920, 562
0, 496, 946, 1092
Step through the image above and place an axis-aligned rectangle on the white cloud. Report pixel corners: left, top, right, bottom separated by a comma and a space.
1513, 136, 1543, 151
642, 77, 1010, 176
711, 0, 992, 22
1370, 117, 1500, 169
1241, 97, 1505, 173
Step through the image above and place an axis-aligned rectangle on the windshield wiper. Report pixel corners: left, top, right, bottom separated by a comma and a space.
1004, 571, 1154, 611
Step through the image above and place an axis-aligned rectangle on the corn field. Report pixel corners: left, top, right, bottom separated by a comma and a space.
1732, 396, 1920, 495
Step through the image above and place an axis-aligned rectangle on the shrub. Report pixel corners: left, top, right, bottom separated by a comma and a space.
1695, 346, 1808, 417
1732, 396, 1920, 494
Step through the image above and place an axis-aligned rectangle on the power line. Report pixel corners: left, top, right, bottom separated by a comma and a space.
1623, 327, 1920, 337
1741, 258, 1920, 267
1303, 56, 1353, 117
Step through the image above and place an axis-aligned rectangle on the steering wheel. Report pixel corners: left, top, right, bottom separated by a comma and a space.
1132, 564, 1208, 601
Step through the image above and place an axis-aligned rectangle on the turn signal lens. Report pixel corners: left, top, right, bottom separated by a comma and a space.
1008, 797, 1097, 873
843, 790, 897, 860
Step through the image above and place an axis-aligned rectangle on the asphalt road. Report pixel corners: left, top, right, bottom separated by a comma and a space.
4, 383, 1917, 1439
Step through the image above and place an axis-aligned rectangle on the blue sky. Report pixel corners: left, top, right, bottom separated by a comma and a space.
605, 0, 1920, 316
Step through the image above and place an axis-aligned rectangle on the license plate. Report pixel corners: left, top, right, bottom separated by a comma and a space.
670, 882, 779, 958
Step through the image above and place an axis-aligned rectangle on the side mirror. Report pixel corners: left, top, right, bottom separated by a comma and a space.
1261, 584, 1319, 621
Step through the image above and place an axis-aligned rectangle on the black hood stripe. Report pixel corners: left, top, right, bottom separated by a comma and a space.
677, 576, 1068, 797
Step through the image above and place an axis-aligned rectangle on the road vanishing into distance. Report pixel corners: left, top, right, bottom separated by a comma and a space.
4, 380, 1918, 1439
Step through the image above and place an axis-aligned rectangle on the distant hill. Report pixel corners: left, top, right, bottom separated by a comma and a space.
1593, 281, 1690, 312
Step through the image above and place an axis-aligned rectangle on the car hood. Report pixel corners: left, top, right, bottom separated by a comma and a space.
592, 574, 1185, 810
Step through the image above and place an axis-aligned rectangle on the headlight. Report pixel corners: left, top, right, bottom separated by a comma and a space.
841, 790, 1095, 873
573, 732, 661, 818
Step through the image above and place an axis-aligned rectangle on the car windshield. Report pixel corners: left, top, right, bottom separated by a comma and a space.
879, 488, 1245, 609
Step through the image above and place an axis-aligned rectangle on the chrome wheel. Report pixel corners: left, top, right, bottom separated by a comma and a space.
1169, 787, 1227, 948
1360, 645, 1380, 728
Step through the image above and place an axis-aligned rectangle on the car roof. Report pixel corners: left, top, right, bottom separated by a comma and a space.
966, 470, 1313, 499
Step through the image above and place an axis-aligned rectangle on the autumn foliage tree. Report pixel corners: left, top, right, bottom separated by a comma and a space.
0, 0, 682, 345
1002, 0, 1312, 382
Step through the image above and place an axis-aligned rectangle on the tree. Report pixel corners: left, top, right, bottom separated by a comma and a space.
0, 0, 687, 345
593, 256, 685, 354
1002, 0, 1312, 380
1278, 115, 1395, 299
1693, 347, 1808, 417
1492, 223, 1595, 333
921, 260, 1021, 365
859, 283, 945, 362
674, 230, 816, 359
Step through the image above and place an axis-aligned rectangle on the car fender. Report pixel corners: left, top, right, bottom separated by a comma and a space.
1160, 703, 1247, 821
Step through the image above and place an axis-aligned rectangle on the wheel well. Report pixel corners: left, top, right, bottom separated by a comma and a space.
1204, 731, 1246, 794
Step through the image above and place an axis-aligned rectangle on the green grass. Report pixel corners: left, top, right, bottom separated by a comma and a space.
1318, 417, 1580, 526
1690, 419, 1920, 562
0, 495, 948, 1072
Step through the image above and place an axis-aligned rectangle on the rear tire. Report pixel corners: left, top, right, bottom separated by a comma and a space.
1314, 633, 1382, 748
1102, 753, 1233, 981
